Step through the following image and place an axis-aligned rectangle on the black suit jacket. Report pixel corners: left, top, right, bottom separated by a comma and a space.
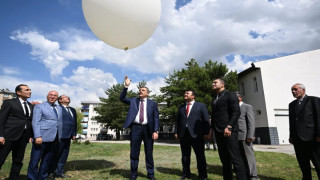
0, 98, 33, 141
211, 90, 240, 133
289, 95, 320, 141
175, 101, 210, 138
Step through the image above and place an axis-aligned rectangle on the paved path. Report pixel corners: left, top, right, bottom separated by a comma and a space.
92, 140, 295, 155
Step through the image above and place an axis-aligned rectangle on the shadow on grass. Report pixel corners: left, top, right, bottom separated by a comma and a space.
207, 164, 223, 176
65, 159, 115, 171
258, 175, 286, 180
157, 167, 200, 179
109, 169, 149, 179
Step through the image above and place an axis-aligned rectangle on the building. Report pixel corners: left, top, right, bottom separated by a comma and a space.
238, 49, 320, 145
0, 88, 16, 109
81, 101, 116, 140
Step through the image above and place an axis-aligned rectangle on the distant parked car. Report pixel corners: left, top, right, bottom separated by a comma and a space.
76, 134, 86, 140
96, 133, 113, 141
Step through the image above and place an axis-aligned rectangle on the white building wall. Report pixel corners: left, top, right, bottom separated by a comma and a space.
239, 49, 320, 144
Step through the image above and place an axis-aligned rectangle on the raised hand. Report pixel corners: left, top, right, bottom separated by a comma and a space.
124, 76, 131, 86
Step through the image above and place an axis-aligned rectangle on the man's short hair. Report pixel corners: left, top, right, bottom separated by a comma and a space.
140, 86, 150, 93
58, 95, 70, 104
15, 84, 28, 96
215, 77, 225, 85
185, 89, 196, 97
293, 83, 305, 90
235, 92, 243, 98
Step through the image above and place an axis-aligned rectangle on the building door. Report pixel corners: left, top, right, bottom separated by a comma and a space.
275, 115, 290, 144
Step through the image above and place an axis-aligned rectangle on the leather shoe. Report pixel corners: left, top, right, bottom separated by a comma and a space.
129, 177, 137, 180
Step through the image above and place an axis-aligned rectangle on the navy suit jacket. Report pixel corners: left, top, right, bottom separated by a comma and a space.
175, 101, 210, 138
119, 88, 159, 134
60, 105, 77, 139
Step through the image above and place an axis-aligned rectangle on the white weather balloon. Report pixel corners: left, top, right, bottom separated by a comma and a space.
82, 0, 161, 50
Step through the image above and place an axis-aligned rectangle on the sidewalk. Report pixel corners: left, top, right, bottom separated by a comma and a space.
92, 140, 295, 155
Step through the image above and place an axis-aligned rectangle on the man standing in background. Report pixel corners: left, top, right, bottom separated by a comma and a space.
27, 90, 62, 180
210, 78, 247, 180
236, 93, 258, 180
50, 95, 77, 178
0, 84, 33, 179
175, 90, 210, 180
289, 83, 320, 179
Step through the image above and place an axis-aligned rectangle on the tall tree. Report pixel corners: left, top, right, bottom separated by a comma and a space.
94, 83, 137, 140
160, 59, 238, 124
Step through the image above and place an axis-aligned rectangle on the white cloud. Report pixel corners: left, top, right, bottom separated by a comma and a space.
10, 0, 320, 77
0, 66, 119, 107
0, 66, 20, 75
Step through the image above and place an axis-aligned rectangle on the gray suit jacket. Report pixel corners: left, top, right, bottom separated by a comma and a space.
238, 103, 255, 140
32, 101, 62, 142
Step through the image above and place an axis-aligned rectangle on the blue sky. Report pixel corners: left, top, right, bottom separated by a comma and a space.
1, 0, 320, 107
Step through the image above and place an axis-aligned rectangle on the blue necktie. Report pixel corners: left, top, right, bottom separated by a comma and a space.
52, 104, 58, 118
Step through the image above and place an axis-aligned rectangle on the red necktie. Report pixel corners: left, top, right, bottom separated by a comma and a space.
186, 102, 191, 117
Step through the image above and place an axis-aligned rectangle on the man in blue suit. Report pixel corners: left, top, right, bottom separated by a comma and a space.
175, 90, 210, 180
119, 76, 159, 180
50, 95, 77, 178
27, 90, 62, 180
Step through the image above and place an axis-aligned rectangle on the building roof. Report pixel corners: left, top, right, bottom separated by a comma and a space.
238, 63, 260, 78
81, 101, 101, 104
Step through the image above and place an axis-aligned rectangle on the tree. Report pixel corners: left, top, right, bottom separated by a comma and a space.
94, 83, 137, 140
160, 59, 238, 124
76, 108, 84, 134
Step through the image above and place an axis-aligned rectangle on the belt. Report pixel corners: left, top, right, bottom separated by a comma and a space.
133, 123, 148, 127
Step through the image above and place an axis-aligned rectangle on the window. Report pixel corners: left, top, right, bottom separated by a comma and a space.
252, 77, 258, 92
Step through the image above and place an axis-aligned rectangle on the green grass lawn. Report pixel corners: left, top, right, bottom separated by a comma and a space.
0, 141, 316, 179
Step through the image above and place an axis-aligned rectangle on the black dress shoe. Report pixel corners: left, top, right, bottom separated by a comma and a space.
129, 177, 137, 180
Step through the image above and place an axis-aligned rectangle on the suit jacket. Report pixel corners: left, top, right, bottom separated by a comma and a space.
32, 101, 62, 142
289, 95, 320, 141
211, 90, 240, 133
238, 103, 255, 140
119, 88, 159, 134
175, 101, 210, 138
60, 105, 77, 139
0, 98, 33, 141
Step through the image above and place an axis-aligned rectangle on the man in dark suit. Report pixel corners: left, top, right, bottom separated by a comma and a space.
236, 93, 258, 180
175, 90, 210, 180
289, 83, 320, 179
210, 78, 247, 180
50, 95, 77, 178
0, 84, 33, 179
119, 76, 159, 180
27, 90, 62, 180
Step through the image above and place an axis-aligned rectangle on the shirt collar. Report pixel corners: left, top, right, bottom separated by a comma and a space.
186, 100, 195, 105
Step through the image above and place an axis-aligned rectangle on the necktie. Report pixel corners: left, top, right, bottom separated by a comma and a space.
23, 101, 29, 118
186, 102, 191, 117
67, 107, 73, 117
214, 94, 219, 104
52, 104, 58, 118
139, 99, 144, 123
